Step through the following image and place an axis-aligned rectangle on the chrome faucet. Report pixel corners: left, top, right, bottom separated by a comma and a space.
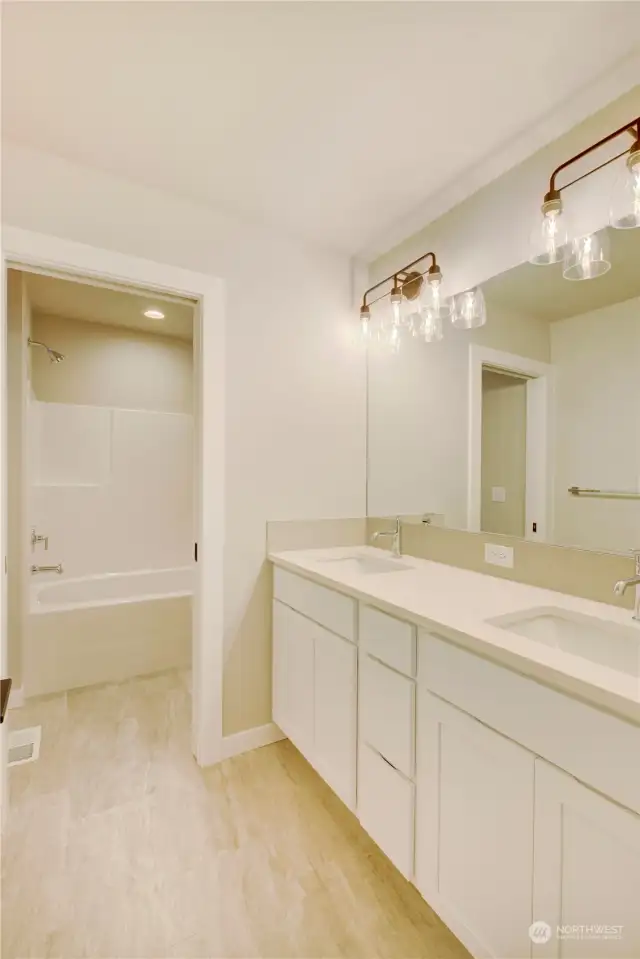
31, 527, 49, 551
30, 564, 63, 575
613, 550, 640, 621
372, 516, 402, 557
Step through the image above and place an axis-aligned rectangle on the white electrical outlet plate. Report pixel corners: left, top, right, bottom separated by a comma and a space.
492, 486, 506, 503
484, 543, 514, 568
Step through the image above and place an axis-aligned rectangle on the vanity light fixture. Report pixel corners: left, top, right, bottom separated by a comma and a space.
530, 115, 640, 276
143, 308, 165, 320
359, 252, 481, 348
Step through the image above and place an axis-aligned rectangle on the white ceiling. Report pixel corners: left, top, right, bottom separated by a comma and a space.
3, 2, 640, 255
25, 272, 194, 340
484, 228, 640, 322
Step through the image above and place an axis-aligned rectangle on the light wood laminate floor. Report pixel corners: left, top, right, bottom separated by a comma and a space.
2, 670, 470, 959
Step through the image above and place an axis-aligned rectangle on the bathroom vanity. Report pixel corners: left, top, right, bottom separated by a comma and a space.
270, 546, 640, 959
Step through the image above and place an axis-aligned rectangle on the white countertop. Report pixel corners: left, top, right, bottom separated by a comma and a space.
269, 546, 640, 724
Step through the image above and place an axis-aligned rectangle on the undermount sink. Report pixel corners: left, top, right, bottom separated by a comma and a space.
318, 553, 412, 575
489, 607, 640, 677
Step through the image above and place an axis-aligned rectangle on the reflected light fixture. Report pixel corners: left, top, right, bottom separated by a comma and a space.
530, 115, 640, 277
451, 287, 486, 329
359, 252, 482, 349
144, 308, 165, 320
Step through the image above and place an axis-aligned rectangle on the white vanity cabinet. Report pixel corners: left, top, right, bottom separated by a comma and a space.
415, 691, 535, 959
271, 560, 640, 959
532, 759, 640, 959
272, 568, 357, 808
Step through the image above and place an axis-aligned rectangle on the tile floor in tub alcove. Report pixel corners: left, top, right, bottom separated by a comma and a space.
2, 669, 469, 959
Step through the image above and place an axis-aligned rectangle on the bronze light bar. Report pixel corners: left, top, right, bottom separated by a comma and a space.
542, 116, 640, 212
531, 115, 640, 272
359, 251, 442, 324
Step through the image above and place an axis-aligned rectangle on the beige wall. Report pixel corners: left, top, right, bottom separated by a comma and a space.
368, 518, 637, 611
31, 313, 193, 413
367, 301, 547, 525
370, 87, 640, 297
481, 372, 527, 537
6, 271, 31, 689
2, 141, 367, 737
551, 295, 640, 553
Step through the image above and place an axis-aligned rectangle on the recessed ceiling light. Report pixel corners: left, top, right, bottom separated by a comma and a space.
144, 308, 165, 320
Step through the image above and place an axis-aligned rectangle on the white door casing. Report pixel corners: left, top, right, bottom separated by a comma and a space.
468, 344, 554, 541
0, 226, 225, 769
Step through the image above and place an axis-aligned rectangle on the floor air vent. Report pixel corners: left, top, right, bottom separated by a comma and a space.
8, 726, 42, 766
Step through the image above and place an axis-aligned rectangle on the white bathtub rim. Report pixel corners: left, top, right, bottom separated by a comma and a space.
30, 566, 193, 615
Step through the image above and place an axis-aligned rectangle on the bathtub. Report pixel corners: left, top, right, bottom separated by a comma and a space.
27, 567, 193, 696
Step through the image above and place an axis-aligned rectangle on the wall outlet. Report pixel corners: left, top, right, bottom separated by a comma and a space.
491, 486, 506, 503
484, 543, 514, 568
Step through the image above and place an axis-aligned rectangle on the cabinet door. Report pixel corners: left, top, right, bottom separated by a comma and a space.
533, 759, 640, 959
272, 601, 315, 761
416, 691, 535, 959
314, 626, 357, 808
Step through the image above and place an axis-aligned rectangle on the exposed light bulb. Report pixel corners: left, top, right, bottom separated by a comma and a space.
425, 276, 453, 319
452, 287, 486, 330
359, 306, 371, 342
610, 149, 640, 230
563, 230, 611, 281
388, 324, 401, 354
390, 290, 403, 327
530, 196, 568, 266
421, 310, 443, 343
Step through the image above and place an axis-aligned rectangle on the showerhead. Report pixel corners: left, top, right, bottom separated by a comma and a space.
28, 338, 66, 364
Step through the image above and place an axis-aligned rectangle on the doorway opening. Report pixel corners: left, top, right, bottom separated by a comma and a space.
7, 267, 196, 701
1, 228, 226, 832
480, 368, 530, 538
468, 345, 554, 542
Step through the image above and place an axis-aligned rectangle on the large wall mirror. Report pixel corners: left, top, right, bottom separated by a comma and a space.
367, 227, 640, 554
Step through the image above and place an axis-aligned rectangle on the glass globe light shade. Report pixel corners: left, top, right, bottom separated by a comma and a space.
420, 309, 444, 343
452, 287, 486, 330
423, 275, 453, 319
563, 230, 611, 281
610, 150, 640, 230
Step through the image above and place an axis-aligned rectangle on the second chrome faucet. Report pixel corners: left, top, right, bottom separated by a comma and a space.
613, 550, 640, 621
372, 516, 402, 557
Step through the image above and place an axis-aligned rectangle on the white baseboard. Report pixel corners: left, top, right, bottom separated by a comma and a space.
221, 722, 285, 760
8, 685, 24, 709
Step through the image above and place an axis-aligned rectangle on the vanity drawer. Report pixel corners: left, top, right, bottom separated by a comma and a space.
357, 742, 415, 879
360, 653, 415, 778
273, 567, 355, 641
419, 631, 640, 815
360, 604, 416, 676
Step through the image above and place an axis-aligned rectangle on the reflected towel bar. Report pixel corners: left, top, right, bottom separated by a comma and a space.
568, 486, 640, 499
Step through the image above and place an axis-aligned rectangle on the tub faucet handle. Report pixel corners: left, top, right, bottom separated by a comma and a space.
31, 528, 49, 551
30, 564, 63, 575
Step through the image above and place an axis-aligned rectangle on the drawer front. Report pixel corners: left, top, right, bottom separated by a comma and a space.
360, 604, 416, 676
360, 654, 415, 778
419, 630, 640, 815
274, 567, 355, 641
357, 743, 415, 878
